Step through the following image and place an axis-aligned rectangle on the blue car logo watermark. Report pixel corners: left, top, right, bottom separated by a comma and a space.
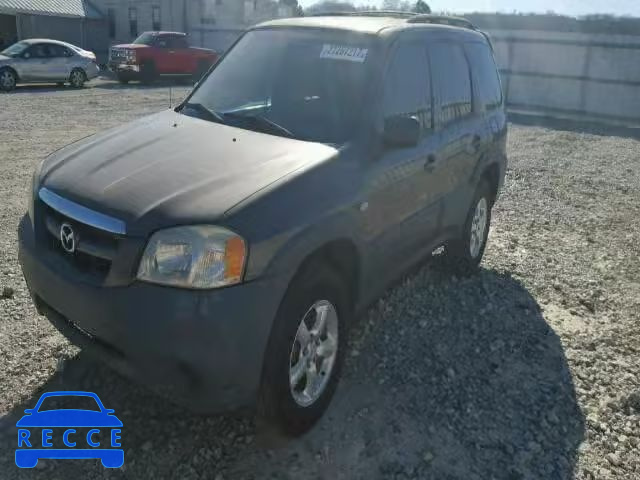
15, 391, 123, 468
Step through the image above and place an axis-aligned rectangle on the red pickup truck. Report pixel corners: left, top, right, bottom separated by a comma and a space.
108, 31, 219, 84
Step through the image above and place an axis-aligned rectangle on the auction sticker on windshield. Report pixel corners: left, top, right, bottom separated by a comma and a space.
320, 44, 368, 63
15, 391, 123, 469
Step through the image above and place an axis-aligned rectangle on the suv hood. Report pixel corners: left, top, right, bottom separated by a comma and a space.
41, 110, 337, 235
111, 44, 148, 50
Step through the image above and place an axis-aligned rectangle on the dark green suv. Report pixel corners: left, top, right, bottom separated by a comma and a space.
19, 13, 507, 435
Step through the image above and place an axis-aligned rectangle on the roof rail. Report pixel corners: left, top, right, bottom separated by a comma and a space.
406, 14, 477, 30
306, 10, 418, 19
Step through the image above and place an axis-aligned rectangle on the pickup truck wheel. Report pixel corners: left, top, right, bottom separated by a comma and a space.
140, 62, 157, 84
259, 265, 348, 436
0, 67, 17, 92
116, 74, 130, 84
69, 68, 86, 88
445, 179, 493, 274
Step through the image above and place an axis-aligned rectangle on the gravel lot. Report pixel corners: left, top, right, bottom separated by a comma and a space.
0, 79, 639, 479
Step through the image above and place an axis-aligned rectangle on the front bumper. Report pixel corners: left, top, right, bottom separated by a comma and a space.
108, 62, 140, 74
18, 216, 285, 413
85, 63, 100, 80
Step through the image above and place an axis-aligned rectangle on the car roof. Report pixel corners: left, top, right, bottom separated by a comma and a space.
253, 13, 487, 41
22, 38, 77, 47
148, 31, 186, 36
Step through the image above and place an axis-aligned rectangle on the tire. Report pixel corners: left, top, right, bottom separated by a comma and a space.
444, 179, 493, 274
69, 68, 86, 88
0, 67, 17, 92
116, 74, 130, 85
140, 62, 157, 85
259, 264, 349, 436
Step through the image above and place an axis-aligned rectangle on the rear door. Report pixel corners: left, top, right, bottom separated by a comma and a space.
363, 40, 440, 284
46, 44, 73, 80
464, 41, 507, 174
428, 41, 482, 232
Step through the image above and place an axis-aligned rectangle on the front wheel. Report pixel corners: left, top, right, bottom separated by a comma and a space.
0, 68, 17, 92
259, 265, 349, 436
444, 179, 493, 274
69, 68, 86, 88
116, 74, 130, 84
140, 62, 157, 85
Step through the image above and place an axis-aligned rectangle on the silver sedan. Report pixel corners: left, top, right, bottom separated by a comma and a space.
0, 39, 100, 92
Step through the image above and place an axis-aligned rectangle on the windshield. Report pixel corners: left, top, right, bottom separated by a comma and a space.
185, 29, 375, 144
132, 32, 156, 45
1, 41, 29, 57
37, 395, 101, 412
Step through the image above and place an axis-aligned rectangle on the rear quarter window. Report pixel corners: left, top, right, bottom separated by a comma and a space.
464, 42, 503, 112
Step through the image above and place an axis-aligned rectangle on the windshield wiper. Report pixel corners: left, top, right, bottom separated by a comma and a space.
180, 102, 225, 124
222, 112, 295, 139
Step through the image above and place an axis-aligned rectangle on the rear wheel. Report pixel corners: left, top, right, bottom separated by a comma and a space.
69, 68, 86, 88
0, 68, 17, 92
259, 265, 349, 436
444, 179, 493, 274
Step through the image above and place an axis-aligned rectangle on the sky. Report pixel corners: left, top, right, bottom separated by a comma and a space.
298, 0, 640, 17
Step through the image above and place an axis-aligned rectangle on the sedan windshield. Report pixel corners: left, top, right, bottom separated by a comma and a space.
185, 29, 375, 144
1, 41, 29, 57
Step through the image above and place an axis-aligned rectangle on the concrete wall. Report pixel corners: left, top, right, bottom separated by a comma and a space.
487, 29, 640, 123
14, 13, 106, 52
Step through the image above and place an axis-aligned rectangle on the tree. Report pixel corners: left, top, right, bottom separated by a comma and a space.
382, 0, 412, 11
280, 0, 303, 16
305, 1, 357, 14
413, 0, 431, 14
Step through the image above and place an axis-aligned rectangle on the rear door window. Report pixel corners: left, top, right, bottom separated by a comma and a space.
382, 42, 432, 134
464, 42, 503, 111
429, 42, 473, 127
169, 36, 189, 49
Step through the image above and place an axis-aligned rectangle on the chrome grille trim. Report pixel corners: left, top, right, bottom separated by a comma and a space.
39, 187, 127, 235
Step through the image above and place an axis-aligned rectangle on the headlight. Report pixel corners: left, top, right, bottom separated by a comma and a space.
137, 226, 247, 289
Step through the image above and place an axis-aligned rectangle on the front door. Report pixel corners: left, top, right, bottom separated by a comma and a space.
362, 41, 441, 291
17, 44, 47, 81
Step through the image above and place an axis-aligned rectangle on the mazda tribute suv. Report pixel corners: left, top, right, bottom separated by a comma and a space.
19, 13, 507, 435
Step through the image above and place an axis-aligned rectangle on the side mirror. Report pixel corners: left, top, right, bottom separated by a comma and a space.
383, 116, 420, 147
24, 409, 34, 414
22, 52, 31, 59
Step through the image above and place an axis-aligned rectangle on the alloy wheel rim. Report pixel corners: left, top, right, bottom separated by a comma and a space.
72, 71, 83, 86
289, 300, 339, 407
469, 197, 488, 259
1, 71, 14, 88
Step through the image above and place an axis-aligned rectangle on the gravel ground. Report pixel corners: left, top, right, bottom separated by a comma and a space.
0, 80, 639, 479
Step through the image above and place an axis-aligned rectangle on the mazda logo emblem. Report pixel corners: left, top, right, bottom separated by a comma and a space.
60, 223, 76, 254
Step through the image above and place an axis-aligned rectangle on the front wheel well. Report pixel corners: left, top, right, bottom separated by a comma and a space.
0, 66, 19, 82
292, 239, 360, 309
